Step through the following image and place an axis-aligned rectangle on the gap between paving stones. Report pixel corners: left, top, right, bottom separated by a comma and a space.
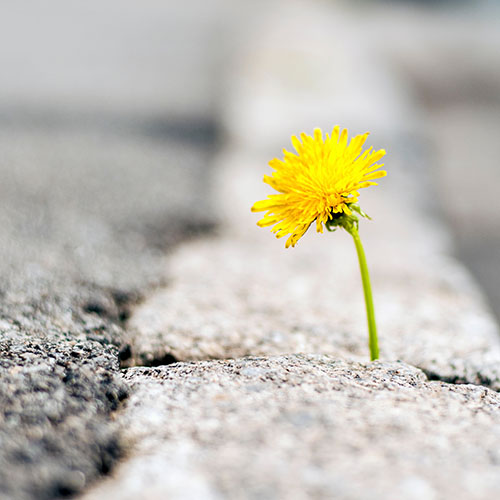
0, 1, 254, 498
0, 120, 220, 500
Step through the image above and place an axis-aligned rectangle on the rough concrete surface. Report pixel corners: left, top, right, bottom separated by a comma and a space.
0, 129, 213, 500
0, 0, 236, 497
0, 340, 127, 500
2, 0, 500, 499
79, 2, 500, 500
84, 356, 500, 500
0, 125, 215, 499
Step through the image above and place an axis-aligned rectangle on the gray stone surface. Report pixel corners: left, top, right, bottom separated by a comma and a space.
2, 0, 500, 499
0, 121, 216, 498
84, 355, 500, 500
0, 340, 126, 500
0, 0, 235, 497
0, 129, 213, 500
430, 106, 500, 322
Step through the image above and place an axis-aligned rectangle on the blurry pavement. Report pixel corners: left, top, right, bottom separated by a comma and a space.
0, 1, 252, 499
83, 1, 500, 499
0, 0, 238, 119
367, 1, 500, 321
0, 0, 500, 499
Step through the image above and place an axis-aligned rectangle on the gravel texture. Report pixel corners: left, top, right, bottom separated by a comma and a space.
0, 340, 126, 500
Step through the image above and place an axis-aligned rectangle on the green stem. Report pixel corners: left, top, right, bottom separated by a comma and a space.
348, 226, 379, 360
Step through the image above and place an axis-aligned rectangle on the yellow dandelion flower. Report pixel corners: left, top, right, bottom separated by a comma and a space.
251, 126, 386, 248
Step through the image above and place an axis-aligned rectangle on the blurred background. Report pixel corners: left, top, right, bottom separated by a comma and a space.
0, 0, 499, 318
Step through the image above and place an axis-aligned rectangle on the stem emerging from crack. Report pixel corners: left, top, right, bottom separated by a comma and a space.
348, 225, 379, 360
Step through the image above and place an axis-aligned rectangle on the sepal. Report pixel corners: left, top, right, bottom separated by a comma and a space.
325, 204, 370, 234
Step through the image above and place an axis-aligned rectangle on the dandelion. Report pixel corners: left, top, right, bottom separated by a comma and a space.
251, 126, 386, 360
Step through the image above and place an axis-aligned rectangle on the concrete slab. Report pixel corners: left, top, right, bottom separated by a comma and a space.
83, 356, 500, 500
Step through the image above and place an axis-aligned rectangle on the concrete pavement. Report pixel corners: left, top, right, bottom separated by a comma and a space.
82, 1, 500, 499
0, 1, 240, 498
1, 1, 500, 499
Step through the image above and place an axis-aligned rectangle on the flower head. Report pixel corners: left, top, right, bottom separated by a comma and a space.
251, 126, 386, 247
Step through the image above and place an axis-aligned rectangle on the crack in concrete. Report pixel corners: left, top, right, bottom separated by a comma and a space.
419, 367, 498, 392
